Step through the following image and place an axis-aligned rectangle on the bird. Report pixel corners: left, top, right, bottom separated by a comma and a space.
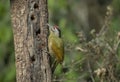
47, 24, 64, 73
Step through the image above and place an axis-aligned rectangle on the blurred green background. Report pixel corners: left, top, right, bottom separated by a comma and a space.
0, 0, 15, 82
0, 0, 120, 82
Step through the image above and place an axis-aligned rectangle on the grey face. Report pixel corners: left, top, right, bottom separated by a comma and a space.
47, 24, 61, 37
53, 26, 61, 37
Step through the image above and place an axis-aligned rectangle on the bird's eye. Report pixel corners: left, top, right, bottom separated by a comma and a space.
52, 26, 56, 31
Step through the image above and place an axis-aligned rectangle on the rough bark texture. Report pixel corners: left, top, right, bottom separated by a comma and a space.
10, 0, 51, 82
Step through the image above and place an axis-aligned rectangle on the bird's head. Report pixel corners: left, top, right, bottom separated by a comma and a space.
47, 24, 61, 37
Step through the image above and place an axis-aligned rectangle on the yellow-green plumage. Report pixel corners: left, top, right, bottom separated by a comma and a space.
47, 24, 64, 73
48, 31, 64, 63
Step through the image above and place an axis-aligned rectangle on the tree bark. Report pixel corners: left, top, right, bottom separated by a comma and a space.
10, 0, 51, 82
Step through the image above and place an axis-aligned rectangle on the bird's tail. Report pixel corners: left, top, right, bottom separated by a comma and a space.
51, 60, 58, 74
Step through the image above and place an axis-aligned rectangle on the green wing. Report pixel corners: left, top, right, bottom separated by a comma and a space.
51, 37, 64, 63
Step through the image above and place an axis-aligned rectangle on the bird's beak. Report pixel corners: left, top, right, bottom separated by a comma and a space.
47, 23, 54, 32
47, 23, 52, 28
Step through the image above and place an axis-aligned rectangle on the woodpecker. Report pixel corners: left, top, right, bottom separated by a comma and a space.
47, 24, 64, 73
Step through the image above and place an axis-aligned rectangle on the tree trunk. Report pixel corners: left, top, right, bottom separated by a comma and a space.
10, 0, 51, 82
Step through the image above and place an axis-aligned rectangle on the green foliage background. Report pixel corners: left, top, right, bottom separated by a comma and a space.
0, 0, 15, 82
0, 0, 120, 82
